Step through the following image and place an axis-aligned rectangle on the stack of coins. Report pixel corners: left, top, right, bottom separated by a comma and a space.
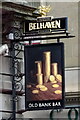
36, 74, 43, 85
35, 61, 43, 85
43, 51, 51, 83
51, 63, 58, 76
35, 61, 42, 74
32, 51, 62, 96
56, 74, 62, 82
49, 75, 57, 83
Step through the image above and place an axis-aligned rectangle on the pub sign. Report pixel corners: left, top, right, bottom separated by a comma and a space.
24, 17, 68, 32
24, 43, 65, 110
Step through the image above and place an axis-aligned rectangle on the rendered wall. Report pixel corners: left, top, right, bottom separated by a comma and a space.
46, 2, 78, 68
1, 1, 80, 119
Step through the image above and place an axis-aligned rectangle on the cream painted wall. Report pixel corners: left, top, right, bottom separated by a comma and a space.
46, 2, 78, 67
1, 1, 80, 119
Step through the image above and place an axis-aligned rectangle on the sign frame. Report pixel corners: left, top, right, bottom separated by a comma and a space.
24, 42, 65, 111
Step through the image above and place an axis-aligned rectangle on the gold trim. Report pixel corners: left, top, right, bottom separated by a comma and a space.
38, 5, 51, 17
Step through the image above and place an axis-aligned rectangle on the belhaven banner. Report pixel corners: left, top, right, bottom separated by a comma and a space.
24, 17, 68, 32
24, 43, 65, 111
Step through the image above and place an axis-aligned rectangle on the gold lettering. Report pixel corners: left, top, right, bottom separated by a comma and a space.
33, 23, 36, 30
40, 22, 45, 29
36, 23, 40, 29
29, 20, 61, 31
55, 20, 60, 28
45, 22, 52, 28
51, 21, 56, 28
29, 23, 33, 31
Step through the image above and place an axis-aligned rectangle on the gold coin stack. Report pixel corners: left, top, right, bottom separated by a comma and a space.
51, 63, 58, 76
35, 61, 43, 85
56, 74, 62, 82
32, 52, 62, 95
43, 51, 51, 83
51, 63, 62, 83
49, 75, 57, 83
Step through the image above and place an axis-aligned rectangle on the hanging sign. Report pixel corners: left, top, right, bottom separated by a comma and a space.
24, 43, 65, 110
25, 17, 68, 33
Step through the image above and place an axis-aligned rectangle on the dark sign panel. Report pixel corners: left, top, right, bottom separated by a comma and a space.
25, 17, 68, 32
24, 43, 65, 110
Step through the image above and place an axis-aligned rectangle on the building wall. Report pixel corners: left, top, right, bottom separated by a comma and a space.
46, 2, 78, 68
1, 1, 80, 119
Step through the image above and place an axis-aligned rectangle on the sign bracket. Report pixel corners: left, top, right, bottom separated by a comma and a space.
57, 38, 60, 43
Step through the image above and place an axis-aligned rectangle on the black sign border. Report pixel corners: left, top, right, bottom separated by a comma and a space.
24, 42, 65, 111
